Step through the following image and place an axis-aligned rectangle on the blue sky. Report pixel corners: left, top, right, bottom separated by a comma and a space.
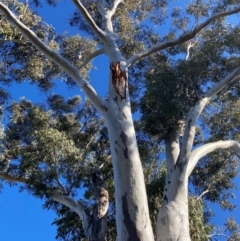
0, 1, 240, 240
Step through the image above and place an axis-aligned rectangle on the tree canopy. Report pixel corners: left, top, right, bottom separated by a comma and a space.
0, 0, 240, 241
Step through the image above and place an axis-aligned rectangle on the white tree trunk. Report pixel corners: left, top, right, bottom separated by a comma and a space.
104, 96, 154, 241
1, 3, 240, 241
157, 178, 190, 241
157, 131, 191, 241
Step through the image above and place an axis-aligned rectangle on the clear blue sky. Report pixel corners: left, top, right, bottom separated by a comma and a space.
0, 1, 239, 241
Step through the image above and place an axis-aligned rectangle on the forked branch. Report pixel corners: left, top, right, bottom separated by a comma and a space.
127, 6, 240, 66
180, 67, 240, 167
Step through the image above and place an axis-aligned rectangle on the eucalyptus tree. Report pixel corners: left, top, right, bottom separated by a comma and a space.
0, 0, 240, 241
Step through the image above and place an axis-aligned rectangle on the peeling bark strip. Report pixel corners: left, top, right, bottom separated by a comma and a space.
110, 62, 127, 100
122, 193, 142, 241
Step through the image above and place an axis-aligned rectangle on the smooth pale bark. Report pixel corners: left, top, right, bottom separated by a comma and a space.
78, 48, 105, 70
51, 185, 109, 241
0, 171, 109, 241
105, 103, 154, 241
0, 3, 106, 114
90, 2, 155, 239
156, 68, 240, 241
1, 2, 240, 241
127, 7, 240, 66
157, 130, 191, 241
187, 140, 240, 177
0, 171, 27, 183
157, 187, 190, 241
164, 130, 180, 196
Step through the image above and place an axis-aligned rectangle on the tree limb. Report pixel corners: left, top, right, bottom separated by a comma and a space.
0, 2, 108, 114
127, 7, 240, 66
0, 170, 109, 239
179, 67, 240, 170
18, 0, 29, 20
96, 0, 107, 17
187, 140, 240, 177
0, 171, 27, 183
185, 40, 196, 60
0, 170, 87, 225
71, 0, 106, 42
108, 0, 123, 17
49, 190, 86, 220
0, 39, 26, 44
78, 48, 105, 70
205, 68, 240, 99
197, 189, 210, 200
51, 174, 109, 240
209, 234, 233, 240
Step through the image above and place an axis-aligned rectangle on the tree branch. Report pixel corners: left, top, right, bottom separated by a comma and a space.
78, 48, 105, 70
0, 171, 27, 183
18, 0, 29, 20
209, 234, 233, 240
0, 2, 108, 114
171, 66, 240, 180
0, 170, 89, 227
0, 39, 26, 44
108, 0, 123, 17
197, 189, 210, 200
187, 140, 240, 177
127, 7, 240, 66
49, 190, 86, 220
71, 0, 105, 42
96, 0, 107, 17
205, 68, 240, 98
185, 40, 196, 60
179, 67, 240, 171
0, 171, 102, 238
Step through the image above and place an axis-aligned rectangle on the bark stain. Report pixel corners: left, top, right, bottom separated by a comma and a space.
118, 107, 127, 119
100, 105, 108, 112
161, 216, 166, 226
113, 96, 118, 103
122, 193, 142, 241
188, 118, 192, 128
120, 131, 129, 159
163, 194, 168, 203
176, 161, 184, 172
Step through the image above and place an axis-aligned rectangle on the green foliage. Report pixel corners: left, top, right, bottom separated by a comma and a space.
0, 0, 240, 240
224, 217, 240, 240
139, 54, 203, 139
189, 196, 212, 241
0, 95, 110, 240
